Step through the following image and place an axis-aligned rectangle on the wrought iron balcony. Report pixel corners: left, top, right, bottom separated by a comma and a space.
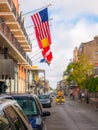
0, 0, 32, 50
0, 17, 32, 66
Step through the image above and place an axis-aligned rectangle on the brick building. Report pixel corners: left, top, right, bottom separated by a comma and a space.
78, 36, 98, 75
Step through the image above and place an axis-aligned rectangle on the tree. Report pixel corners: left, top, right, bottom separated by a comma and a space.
65, 54, 93, 89
65, 62, 74, 85
86, 77, 98, 92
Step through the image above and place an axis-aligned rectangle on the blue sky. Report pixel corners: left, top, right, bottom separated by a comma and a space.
19, 0, 98, 89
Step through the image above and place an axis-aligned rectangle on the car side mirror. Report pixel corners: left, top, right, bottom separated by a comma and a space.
42, 111, 51, 117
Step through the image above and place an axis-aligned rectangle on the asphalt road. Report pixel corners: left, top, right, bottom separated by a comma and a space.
44, 97, 98, 130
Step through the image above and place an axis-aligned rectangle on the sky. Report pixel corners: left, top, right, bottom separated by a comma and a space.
19, 0, 98, 89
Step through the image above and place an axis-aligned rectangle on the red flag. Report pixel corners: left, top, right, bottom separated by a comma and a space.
45, 51, 53, 63
42, 47, 53, 63
31, 8, 51, 49
42, 46, 50, 57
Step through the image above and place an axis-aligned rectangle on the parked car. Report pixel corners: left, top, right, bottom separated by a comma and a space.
38, 93, 52, 108
12, 93, 50, 130
0, 98, 33, 130
0, 94, 14, 100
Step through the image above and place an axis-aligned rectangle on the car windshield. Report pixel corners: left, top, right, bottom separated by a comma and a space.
38, 95, 50, 99
14, 97, 38, 116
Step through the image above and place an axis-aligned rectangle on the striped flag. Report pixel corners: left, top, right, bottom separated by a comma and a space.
31, 8, 51, 49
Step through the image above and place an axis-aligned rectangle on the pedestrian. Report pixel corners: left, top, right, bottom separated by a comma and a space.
85, 94, 89, 104
70, 89, 73, 99
78, 92, 81, 101
81, 92, 85, 102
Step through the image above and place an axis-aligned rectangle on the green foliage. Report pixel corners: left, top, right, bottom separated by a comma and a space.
86, 78, 94, 92
96, 85, 98, 92
65, 62, 74, 85
80, 76, 98, 92
92, 78, 98, 92
88, 77, 98, 92
65, 54, 94, 89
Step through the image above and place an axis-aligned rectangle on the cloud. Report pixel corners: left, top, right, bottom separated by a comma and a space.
19, 0, 98, 89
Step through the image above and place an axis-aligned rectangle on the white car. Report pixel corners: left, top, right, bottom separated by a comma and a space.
0, 99, 33, 130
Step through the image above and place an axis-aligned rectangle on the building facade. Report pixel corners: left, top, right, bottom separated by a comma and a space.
0, 0, 32, 93
78, 36, 98, 75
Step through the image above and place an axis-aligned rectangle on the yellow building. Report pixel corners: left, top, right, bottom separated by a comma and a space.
30, 66, 45, 94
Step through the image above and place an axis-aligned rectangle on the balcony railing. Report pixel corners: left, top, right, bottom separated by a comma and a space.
7, 0, 17, 17
0, 17, 32, 66
7, 0, 32, 49
26, 55, 32, 66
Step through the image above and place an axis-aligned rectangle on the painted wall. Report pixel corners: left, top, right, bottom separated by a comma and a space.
18, 65, 26, 92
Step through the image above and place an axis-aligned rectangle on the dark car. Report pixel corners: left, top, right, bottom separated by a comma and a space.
0, 99, 33, 130
38, 93, 52, 108
12, 93, 50, 130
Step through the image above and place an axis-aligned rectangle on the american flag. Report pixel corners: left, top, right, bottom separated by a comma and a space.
31, 8, 51, 49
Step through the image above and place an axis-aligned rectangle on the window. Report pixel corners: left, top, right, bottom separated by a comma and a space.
5, 106, 27, 130
14, 103, 29, 123
14, 97, 38, 116
21, 99, 38, 116
0, 111, 12, 130
35, 97, 43, 114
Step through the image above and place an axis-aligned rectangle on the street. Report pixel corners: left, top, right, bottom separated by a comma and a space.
44, 97, 98, 130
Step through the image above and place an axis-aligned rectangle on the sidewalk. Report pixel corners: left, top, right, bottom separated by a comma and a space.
89, 98, 98, 108
68, 96, 98, 109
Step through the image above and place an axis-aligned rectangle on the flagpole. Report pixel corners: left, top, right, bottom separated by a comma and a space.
30, 50, 41, 58
32, 45, 38, 48
26, 18, 53, 29
23, 4, 52, 16
32, 56, 43, 64
27, 48, 40, 55
30, 38, 36, 41
28, 32, 34, 36
32, 60, 40, 65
